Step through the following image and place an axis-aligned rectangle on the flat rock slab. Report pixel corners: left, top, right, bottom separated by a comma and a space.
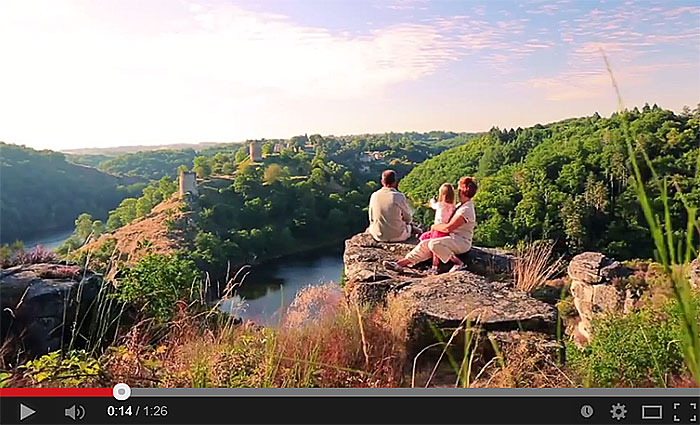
396, 271, 556, 334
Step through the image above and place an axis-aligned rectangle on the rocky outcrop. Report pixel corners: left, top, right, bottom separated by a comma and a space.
567, 252, 628, 285
344, 233, 515, 303
0, 263, 103, 356
343, 233, 556, 351
567, 252, 632, 345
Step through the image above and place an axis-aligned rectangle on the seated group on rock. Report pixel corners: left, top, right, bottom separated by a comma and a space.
367, 169, 478, 275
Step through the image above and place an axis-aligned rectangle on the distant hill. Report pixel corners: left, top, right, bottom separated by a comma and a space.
61, 142, 228, 156
95, 148, 201, 180
400, 105, 700, 259
0, 142, 145, 243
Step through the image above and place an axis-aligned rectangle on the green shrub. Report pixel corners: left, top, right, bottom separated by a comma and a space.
568, 299, 694, 387
116, 254, 201, 322
21, 350, 101, 387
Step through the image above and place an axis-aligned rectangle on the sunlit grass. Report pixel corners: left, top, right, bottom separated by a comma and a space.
603, 51, 700, 383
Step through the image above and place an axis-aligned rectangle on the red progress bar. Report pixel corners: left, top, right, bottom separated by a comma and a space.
0, 388, 112, 397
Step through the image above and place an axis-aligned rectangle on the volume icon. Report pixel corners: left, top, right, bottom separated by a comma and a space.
65, 404, 85, 421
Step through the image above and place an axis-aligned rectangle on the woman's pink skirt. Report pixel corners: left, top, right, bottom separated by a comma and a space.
419, 230, 449, 241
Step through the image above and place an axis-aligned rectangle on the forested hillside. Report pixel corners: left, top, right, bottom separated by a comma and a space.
0, 143, 145, 243
400, 105, 700, 259
95, 148, 201, 180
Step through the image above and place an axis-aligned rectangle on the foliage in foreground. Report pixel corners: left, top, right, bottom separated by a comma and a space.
0, 242, 57, 268
567, 300, 694, 387
115, 254, 201, 322
5, 285, 410, 388
600, 58, 700, 383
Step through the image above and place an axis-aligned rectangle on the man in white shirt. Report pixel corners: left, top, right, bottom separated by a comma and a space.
367, 170, 413, 242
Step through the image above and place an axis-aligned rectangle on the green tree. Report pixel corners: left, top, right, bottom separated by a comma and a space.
117, 254, 200, 322
193, 156, 212, 178
263, 164, 285, 184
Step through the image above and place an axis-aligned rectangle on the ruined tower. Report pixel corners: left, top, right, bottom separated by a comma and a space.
178, 170, 199, 197
249, 141, 262, 162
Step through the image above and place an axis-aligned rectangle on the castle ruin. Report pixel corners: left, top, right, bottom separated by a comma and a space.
249, 141, 262, 161
178, 170, 198, 197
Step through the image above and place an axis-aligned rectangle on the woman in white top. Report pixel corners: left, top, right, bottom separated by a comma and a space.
384, 177, 478, 275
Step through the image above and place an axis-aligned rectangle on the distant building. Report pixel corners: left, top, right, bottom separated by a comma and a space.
359, 151, 386, 162
179, 170, 198, 197
249, 141, 262, 161
273, 143, 283, 153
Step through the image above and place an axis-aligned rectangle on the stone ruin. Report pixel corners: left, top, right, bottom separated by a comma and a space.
249, 141, 262, 162
179, 170, 198, 197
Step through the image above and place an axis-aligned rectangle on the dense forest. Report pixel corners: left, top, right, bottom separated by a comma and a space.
401, 105, 700, 259
0, 143, 146, 243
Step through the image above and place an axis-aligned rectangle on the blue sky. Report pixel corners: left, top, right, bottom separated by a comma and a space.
0, 0, 698, 150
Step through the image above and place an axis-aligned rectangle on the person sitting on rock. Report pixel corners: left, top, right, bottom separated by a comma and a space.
367, 169, 415, 242
383, 176, 477, 274
419, 183, 456, 241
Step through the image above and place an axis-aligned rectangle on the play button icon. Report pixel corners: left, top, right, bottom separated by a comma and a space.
19, 403, 36, 421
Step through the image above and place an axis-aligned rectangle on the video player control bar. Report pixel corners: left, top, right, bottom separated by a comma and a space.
1, 387, 697, 424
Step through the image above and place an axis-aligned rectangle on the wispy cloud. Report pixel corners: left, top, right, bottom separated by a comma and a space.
514, 62, 695, 101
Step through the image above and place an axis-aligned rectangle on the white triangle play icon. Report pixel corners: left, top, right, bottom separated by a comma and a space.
20, 403, 36, 421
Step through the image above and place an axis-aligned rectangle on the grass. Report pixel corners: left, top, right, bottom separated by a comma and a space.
567, 299, 690, 387
603, 51, 700, 383
3, 283, 411, 388
513, 241, 564, 292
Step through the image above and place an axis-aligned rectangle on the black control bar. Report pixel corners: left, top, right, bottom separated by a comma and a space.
1, 392, 698, 424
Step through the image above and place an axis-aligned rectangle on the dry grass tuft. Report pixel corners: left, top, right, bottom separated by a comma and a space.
471, 333, 575, 388
514, 241, 564, 292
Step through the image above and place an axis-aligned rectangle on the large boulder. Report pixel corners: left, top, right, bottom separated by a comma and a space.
0, 263, 103, 356
567, 252, 632, 345
343, 233, 556, 352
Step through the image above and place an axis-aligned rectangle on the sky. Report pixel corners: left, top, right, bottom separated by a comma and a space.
0, 0, 698, 151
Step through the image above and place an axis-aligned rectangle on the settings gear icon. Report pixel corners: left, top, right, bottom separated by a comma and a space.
610, 403, 627, 421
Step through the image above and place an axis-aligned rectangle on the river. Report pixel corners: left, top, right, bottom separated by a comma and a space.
218, 249, 345, 325
20, 229, 74, 251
